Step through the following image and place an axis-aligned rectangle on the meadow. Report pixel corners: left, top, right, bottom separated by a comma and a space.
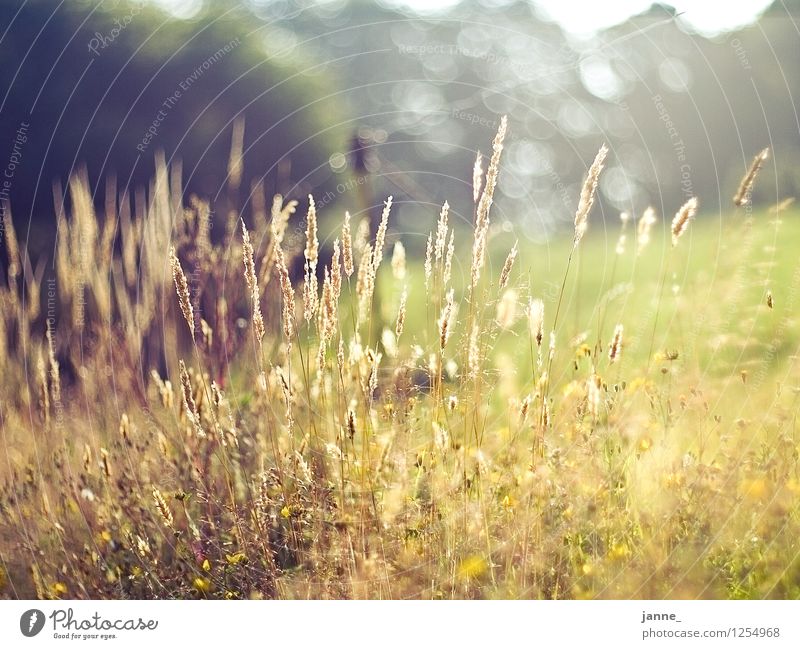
1, 121, 798, 600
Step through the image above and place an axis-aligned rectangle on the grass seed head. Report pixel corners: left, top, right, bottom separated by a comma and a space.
471, 117, 508, 285
472, 151, 483, 204
396, 287, 407, 339
305, 194, 319, 268
439, 288, 455, 349
734, 147, 769, 207
372, 196, 393, 272
169, 245, 195, 341
424, 232, 433, 290
636, 207, 657, 255
587, 374, 601, 420
242, 221, 265, 341
528, 298, 545, 347
303, 263, 319, 323
573, 143, 609, 247
152, 488, 174, 529
37, 352, 50, 424
331, 238, 342, 302
275, 243, 295, 343
498, 240, 518, 290
179, 360, 205, 438
434, 201, 450, 262
45, 321, 61, 408
608, 324, 623, 364
449, 394, 458, 411
392, 240, 406, 280
443, 230, 455, 286
241, 220, 256, 292
671, 197, 699, 246
497, 289, 518, 329
342, 211, 354, 277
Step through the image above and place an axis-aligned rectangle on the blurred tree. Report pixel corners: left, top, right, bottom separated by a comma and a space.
2, 0, 798, 253
0, 0, 346, 249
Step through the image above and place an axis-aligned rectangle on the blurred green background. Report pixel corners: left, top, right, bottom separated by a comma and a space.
0, 0, 797, 255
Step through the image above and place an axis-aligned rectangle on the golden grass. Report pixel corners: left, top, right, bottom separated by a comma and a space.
0, 119, 798, 600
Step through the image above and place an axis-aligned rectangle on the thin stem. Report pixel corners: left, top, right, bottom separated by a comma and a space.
646, 248, 673, 373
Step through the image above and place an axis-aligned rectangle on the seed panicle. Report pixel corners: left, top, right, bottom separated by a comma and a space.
170, 246, 195, 341
671, 197, 699, 246
733, 147, 769, 207
573, 144, 609, 247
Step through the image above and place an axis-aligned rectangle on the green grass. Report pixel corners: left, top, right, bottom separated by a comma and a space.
391, 206, 800, 391
4, 169, 800, 599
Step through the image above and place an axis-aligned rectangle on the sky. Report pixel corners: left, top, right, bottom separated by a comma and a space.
152, 0, 776, 35
386, 0, 776, 35
527, 0, 775, 35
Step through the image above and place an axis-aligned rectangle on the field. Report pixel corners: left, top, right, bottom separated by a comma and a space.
1, 124, 799, 600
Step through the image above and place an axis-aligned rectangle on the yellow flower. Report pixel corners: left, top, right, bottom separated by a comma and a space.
739, 478, 768, 501
201, 559, 211, 572
627, 377, 647, 392
193, 577, 211, 593
226, 552, 247, 565
51, 582, 67, 596
457, 555, 488, 580
280, 505, 291, 519
664, 472, 685, 488
100, 530, 112, 543
501, 494, 515, 513
609, 542, 631, 561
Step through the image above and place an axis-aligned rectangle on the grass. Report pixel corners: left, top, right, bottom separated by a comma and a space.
1, 123, 799, 600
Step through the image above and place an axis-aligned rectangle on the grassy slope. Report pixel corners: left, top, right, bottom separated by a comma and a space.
394, 206, 800, 410
4, 203, 800, 600
378, 206, 800, 462
372, 207, 800, 598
